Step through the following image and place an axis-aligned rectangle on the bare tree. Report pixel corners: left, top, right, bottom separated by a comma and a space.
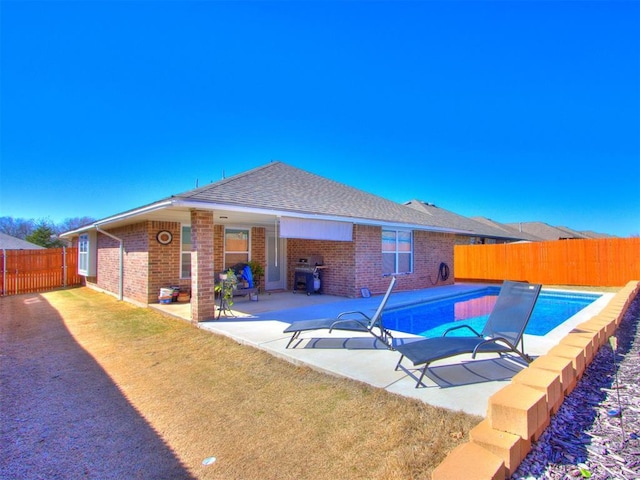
0, 217, 35, 239
0, 216, 96, 240
56, 217, 96, 235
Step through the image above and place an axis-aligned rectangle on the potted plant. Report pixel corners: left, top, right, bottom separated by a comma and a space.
215, 268, 237, 309
247, 260, 264, 291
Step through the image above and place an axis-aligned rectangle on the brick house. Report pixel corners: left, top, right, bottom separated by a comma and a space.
61, 161, 512, 322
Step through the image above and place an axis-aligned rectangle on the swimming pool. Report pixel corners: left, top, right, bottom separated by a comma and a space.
383, 287, 601, 338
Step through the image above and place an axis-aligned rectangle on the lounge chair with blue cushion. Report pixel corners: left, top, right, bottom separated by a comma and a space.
395, 280, 542, 387
283, 276, 397, 350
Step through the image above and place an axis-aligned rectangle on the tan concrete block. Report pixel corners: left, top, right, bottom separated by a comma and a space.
487, 383, 547, 440
548, 344, 586, 379
572, 321, 607, 348
596, 310, 620, 324
533, 412, 551, 442
610, 294, 630, 308
470, 419, 531, 476
512, 368, 563, 414
598, 309, 623, 326
560, 332, 595, 364
588, 316, 618, 337
431, 442, 506, 480
529, 355, 575, 395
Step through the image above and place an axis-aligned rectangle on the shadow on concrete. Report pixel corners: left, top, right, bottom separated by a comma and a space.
290, 336, 391, 350
396, 356, 528, 388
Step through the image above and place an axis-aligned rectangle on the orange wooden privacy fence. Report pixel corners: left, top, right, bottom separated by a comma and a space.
1, 247, 82, 296
454, 237, 640, 287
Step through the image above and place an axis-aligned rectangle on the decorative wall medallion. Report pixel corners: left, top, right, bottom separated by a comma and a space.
156, 230, 173, 245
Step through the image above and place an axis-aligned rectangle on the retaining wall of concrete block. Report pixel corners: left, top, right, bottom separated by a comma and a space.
431, 280, 640, 480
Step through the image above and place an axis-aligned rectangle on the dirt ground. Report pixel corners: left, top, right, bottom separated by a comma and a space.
1, 288, 480, 480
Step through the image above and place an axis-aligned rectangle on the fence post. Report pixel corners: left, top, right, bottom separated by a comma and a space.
62, 247, 67, 287
1, 249, 5, 296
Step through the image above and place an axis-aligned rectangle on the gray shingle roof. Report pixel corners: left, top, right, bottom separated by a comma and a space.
403, 200, 527, 240
171, 162, 465, 230
0, 232, 45, 249
579, 230, 616, 239
471, 217, 544, 242
73, 161, 615, 239
505, 222, 590, 241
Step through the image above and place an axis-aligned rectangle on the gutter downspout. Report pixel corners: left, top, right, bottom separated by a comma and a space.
95, 226, 124, 301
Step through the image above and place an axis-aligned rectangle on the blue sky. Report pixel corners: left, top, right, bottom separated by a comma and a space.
1, 1, 638, 237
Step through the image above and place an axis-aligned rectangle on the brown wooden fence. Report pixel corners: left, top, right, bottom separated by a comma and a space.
454, 237, 640, 287
1, 247, 82, 296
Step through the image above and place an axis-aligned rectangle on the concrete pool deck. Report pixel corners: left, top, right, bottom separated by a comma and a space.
151, 283, 614, 417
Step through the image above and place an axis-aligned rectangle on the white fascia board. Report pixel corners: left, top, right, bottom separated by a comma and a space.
172, 199, 470, 235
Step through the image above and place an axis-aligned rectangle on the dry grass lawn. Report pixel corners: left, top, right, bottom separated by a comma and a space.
5, 287, 482, 479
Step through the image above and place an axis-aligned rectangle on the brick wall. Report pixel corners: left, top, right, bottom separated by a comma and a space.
86, 216, 267, 315
94, 223, 150, 304
354, 224, 386, 296
288, 236, 356, 297
213, 224, 224, 277
251, 227, 266, 291
413, 230, 455, 287
191, 210, 215, 322
287, 225, 455, 297
148, 221, 186, 302
89, 221, 186, 305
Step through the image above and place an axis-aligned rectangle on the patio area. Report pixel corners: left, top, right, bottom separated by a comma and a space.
151, 283, 613, 417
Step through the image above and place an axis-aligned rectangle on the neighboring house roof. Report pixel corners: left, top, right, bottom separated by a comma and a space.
470, 217, 544, 242
579, 230, 616, 239
472, 219, 618, 242
403, 200, 528, 241
505, 222, 591, 241
556, 226, 592, 239
0, 232, 45, 249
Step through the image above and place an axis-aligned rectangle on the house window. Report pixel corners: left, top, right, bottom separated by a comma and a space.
181, 226, 191, 279
382, 229, 412, 275
225, 228, 249, 267
78, 231, 97, 276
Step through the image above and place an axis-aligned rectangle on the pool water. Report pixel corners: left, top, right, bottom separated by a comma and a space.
383, 287, 601, 338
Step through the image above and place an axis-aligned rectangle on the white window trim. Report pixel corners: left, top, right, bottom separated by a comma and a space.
224, 227, 251, 267
382, 229, 413, 275
78, 231, 97, 276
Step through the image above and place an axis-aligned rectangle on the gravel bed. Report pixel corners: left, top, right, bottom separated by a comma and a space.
512, 296, 640, 480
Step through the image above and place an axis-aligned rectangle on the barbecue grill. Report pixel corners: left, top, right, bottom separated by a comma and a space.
294, 255, 325, 295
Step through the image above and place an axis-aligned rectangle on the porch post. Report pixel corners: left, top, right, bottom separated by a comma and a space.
190, 209, 215, 323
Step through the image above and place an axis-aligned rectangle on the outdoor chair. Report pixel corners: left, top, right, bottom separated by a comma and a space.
394, 280, 542, 388
218, 263, 259, 300
283, 276, 397, 350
